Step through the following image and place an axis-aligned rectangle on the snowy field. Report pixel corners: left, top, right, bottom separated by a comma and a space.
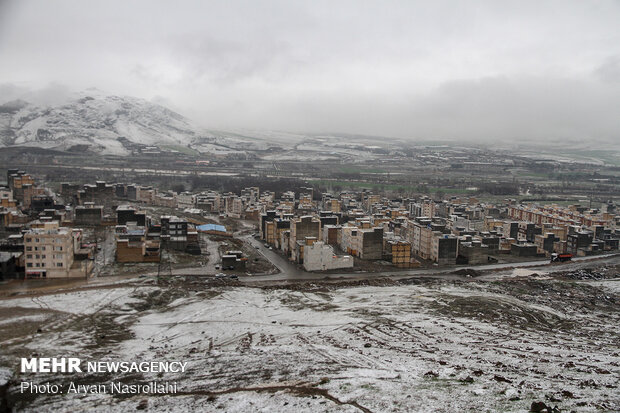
0, 272, 618, 412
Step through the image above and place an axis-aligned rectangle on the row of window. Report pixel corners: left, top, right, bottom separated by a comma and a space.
25, 237, 66, 243
25, 246, 63, 251
26, 254, 65, 259
26, 262, 64, 268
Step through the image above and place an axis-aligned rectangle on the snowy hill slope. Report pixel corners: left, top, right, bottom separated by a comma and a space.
0, 90, 204, 155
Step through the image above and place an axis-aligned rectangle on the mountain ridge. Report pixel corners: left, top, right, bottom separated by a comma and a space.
0, 90, 206, 156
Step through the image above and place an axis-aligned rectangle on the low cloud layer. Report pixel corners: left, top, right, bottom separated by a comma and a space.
1, 0, 619, 143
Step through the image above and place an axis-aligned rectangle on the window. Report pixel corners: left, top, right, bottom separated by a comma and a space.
35, 263, 40, 267
41, 255, 46, 259
56, 263, 63, 267
26, 246, 32, 251
41, 246, 46, 251
27, 263, 32, 268
56, 246, 63, 251
34, 247, 39, 251
41, 263, 45, 267
26, 254, 32, 259
35, 238, 40, 242
25, 237, 32, 242
35, 255, 40, 259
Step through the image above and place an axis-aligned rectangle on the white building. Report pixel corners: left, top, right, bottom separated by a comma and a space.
303, 241, 353, 271
177, 192, 196, 209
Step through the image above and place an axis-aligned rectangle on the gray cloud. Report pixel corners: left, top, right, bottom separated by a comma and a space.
1, 0, 619, 144
0, 82, 72, 106
595, 55, 620, 83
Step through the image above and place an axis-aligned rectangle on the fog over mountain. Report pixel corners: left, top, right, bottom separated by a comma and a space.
1, 1, 619, 145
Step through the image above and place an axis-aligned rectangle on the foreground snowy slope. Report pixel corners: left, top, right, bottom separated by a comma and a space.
1, 267, 618, 412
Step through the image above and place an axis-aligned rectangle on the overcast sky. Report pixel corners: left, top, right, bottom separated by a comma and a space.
1, 0, 619, 143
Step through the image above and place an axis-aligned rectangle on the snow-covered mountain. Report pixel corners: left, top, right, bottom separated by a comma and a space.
0, 89, 394, 157
0, 90, 207, 155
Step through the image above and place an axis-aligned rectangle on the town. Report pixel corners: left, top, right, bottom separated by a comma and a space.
2, 0, 620, 409
1, 167, 618, 281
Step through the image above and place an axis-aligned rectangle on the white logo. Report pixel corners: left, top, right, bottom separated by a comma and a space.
21, 358, 82, 373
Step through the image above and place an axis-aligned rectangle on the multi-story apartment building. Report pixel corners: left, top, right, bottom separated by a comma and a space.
241, 187, 260, 204
177, 192, 196, 209
160, 215, 200, 254
0, 187, 17, 209
407, 218, 433, 260
323, 197, 342, 213
115, 224, 160, 263
153, 192, 177, 208
7, 170, 44, 209
195, 191, 222, 213
430, 233, 458, 264
410, 198, 436, 218
289, 216, 321, 258
24, 221, 75, 278
363, 194, 381, 213
303, 241, 353, 271
508, 204, 609, 228
341, 224, 383, 259
384, 239, 412, 267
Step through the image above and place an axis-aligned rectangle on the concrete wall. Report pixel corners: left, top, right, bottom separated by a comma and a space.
304, 241, 353, 271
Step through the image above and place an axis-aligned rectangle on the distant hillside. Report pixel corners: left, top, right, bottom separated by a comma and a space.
0, 90, 211, 155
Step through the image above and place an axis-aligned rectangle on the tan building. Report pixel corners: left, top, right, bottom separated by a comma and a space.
363, 194, 381, 212
153, 192, 178, 208
115, 225, 160, 263
325, 199, 342, 213
385, 240, 413, 268
0, 188, 17, 208
8, 171, 45, 209
24, 221, 76, 278
408, 219, 434, 260
138, 187, 156, 204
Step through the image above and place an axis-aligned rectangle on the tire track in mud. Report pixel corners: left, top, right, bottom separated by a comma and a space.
163, 381, 374, 413
30, 296, 51, 310
295, 323, 406, 372
0, 285, 142, 347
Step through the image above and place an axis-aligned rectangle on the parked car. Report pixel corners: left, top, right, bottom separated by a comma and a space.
229, 274, 238, 280
215, 273, 226, 278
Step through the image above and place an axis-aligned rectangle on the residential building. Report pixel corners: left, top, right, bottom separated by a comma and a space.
23, 221, 78, 278
304, 241, 353, 271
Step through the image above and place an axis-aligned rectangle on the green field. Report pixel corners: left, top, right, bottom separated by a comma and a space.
309, 179, 476, 194
338, 166, 387, 174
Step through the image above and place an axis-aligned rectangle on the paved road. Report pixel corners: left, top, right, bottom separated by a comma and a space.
243, 235, 308, 277
241, 235, 620, 282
